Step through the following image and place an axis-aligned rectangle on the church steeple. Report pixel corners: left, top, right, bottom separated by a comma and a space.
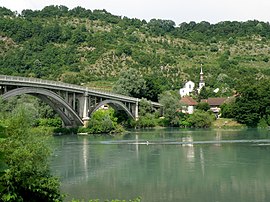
198, 64, 205, 93
200, 64, 204, 83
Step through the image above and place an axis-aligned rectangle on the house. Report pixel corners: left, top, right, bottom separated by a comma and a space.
180, 96, 198, 114
201, 97, 227, 114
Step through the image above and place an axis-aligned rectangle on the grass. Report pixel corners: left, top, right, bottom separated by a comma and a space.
212, 118, 245, 128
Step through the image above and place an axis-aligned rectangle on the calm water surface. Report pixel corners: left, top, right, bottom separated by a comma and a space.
50, 128, 270, 202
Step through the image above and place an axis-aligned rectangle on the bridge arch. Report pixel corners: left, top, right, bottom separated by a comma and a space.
1, 87, 83, 127
90, 99, 135, 119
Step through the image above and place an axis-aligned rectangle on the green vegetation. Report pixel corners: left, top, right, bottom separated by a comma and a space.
1, 5, 270, 129
1, 6, 270, 101
221, 78, 270, 128
158, 91, 182, 126
71, 197, 141, 202
113, 69, 146, 98
78, 108, 125, 134
212, 118, 244, 128
2, 5, 270, 198
0, 99, 63, 201
136, 95, 216, 128
186, 110, 215, 128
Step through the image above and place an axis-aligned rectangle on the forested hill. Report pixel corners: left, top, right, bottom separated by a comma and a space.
1, 5, 270, 96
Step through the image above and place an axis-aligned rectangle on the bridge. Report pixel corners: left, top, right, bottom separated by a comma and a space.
0, 75, 161, 127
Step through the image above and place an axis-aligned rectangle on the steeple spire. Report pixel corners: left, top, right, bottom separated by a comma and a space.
198, 64, 205, 93
200, 64, 204, 83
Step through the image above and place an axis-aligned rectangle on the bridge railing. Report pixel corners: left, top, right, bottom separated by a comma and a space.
0, 74, 86, 90
0, 75, 161, 106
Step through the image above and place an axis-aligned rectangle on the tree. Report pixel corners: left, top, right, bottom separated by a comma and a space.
113, 68, 146, 98
187, 110, 215, 128
159, 91, 182, 126
87, 108, 123, 134
0, 7, 14, 17
141, 75, 169, 102
196, 102, 210, 111
139, 98, 154, 116
220, 102, 235, 118
0, 123, 7, 179
147, 19, 175, 35
233, 79, 270, 127
71, 26, 87, 44
0, 103, 63, 202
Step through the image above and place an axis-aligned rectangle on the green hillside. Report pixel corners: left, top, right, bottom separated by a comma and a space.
1, 5, 270, 96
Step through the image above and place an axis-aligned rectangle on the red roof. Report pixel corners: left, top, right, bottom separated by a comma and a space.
201, 97, 227, 106
180, 96, 198, 106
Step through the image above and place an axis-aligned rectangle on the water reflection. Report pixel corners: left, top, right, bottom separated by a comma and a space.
82, 138, 88, 179
199, 148, 205, 177
51, 129, 270, 202
215, 130, 222, 146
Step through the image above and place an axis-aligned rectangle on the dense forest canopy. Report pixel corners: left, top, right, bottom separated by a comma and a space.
0, 5, 270, 98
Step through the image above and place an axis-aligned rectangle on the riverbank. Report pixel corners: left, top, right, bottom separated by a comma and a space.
212, 118, 245, 129
52, 118, 245, 136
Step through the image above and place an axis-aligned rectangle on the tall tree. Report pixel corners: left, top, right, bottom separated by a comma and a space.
113, 68, 146, 98
233, 79, 270, 127
159, 91, 182, 126
0, 102, 63, 201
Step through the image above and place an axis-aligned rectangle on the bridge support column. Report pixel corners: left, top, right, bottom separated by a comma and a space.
82, 91, 89, 127
135, 98, 139, 121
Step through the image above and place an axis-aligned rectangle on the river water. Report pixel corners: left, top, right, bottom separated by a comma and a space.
50, 128, 270, 202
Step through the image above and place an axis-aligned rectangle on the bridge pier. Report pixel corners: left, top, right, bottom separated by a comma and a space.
82, 91, 90, 127
135, 98, 139, 121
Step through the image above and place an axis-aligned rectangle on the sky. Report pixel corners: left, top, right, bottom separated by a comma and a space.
1, 0, 270, 24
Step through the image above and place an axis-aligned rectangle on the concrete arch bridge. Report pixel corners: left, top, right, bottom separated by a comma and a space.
0, 75, 161, 127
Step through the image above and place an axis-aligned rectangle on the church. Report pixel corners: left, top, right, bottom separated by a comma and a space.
179, 65, 205, 97
180, 66, 229, 115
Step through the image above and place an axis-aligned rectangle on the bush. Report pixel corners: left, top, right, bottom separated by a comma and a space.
86, 108, 125, 134
262, 57, 269, 62
220, 103, 235, 118
210, 45, 218, 52
0, 106, 63, 201
227, 37, 235, 45
136, 113, 158, 128
196, 102, 210, 111
187, 110, 215, 128
37, 118, 62, 127
71, 197, 141, 202
258, 117, 269, 129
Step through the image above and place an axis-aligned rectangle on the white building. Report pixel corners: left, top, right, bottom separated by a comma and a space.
179, 81, 195, 97
179, 65, 205, 97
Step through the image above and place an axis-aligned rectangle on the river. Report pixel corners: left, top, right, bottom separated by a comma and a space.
50, 128, 270, 202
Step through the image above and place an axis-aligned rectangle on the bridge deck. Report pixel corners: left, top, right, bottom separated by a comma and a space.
0, 75, 161, 107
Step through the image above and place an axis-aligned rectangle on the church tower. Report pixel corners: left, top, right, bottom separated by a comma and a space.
198, 64, 205, 93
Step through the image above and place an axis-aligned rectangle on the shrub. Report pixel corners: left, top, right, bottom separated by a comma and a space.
187, 110, 215, 128
37, 118, 62, 127
87, 108, 124, 134
196, 102, 210, 111
0, 106, 63, 201
136, 113, 158, 128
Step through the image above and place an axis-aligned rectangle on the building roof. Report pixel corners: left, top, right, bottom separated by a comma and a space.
201, 97, 227, 106
180, 96, 198, 106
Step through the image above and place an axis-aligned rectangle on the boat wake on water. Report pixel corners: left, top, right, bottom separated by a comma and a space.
126, 139, 270, 145
66, 139, 270, 146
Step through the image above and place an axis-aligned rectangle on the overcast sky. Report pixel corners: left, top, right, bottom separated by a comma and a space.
1, 0, 269, 24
